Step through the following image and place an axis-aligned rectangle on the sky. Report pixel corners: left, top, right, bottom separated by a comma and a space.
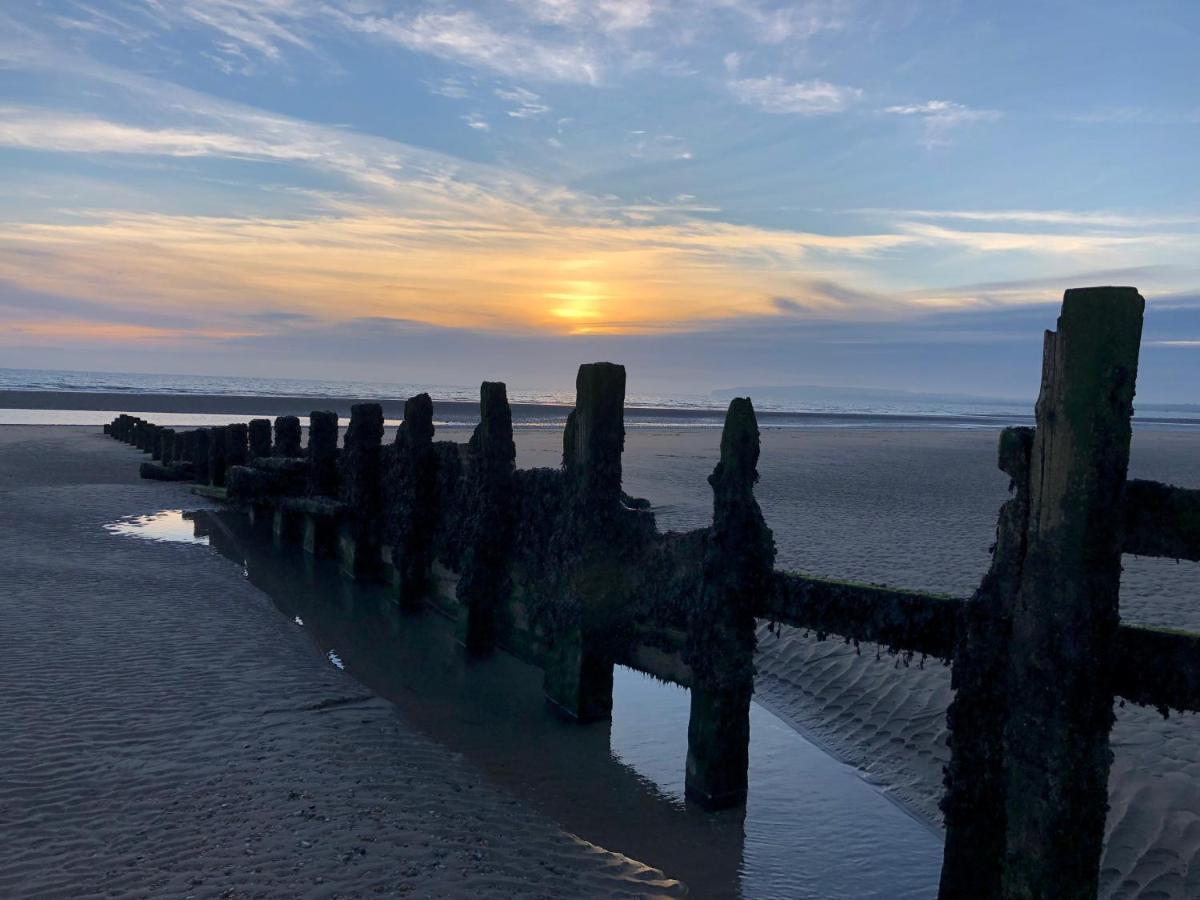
1, 1, 1198, 402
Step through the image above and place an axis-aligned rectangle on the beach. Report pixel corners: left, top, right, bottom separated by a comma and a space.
3, 416, 1199, 898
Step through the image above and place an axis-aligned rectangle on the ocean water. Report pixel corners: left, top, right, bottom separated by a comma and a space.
2, 366, 1198, 429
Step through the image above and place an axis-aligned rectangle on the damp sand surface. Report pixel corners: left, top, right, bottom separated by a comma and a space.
5, 424, 1200, 898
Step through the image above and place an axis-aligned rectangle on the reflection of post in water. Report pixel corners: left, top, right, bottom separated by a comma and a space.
186, 507, 747, 896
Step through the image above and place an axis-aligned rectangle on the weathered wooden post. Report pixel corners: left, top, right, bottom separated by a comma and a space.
192, 428, 210, 484
1001, 287, 1143, 897
543, 362, 627, 721
208, 426, 229, 487
274, 415, 302, 457
160, 428, 176, 467
248, 418, 272, 460
457, 382, 516, 652
385, 394, 438, 608
338, 403, 384, 578
307, 411, 338, 497
226, 423, 248, 470
938, 426, 1033, 899
150, 426, 164, 460
684, 398, 775, 808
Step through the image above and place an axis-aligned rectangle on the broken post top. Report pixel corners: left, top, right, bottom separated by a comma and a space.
471, 382, 515, 468
399, 393, 435, 449
997, 426, 1034, 482
346, 403, 384, 450
273, 416, 302, 457
566, 362, 626, 510
710, 397, 760, 500
308, 411, 338, 455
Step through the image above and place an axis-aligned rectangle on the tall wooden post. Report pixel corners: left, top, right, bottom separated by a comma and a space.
248, 418, 272, 460
388, 394, 438, 609
274, 416, 302, 458
458, 382, 516, 652
684, 398, 775, 808
208, 426, 228, 487
1001, 287, 1143, 897
338, 403, 384, 579
544, 363, 626, 721
938, 426, 1033, 899
226, 423, 248, 470
192, 428, 210, 484
307, 411, 339, 497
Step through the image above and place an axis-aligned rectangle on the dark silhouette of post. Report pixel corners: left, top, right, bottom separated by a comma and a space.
938, 426, 1032, 898
458, 382, 515, 652
307, 411, 338, 497
226, 423, 248, 470
387, 394, 437, 609
339, 403, 384, 578
274, 415, 302, 458
1001, 287, 1143, 897
248, 418, 272, 460
208, 426, 228, 487
544, 362, 626, 721
684, 398, 775, 808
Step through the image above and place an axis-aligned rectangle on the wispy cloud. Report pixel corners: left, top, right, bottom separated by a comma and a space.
345, 11, 602, 84
884, 99, 1001, 146
729, 75, 861, 114
496, 87, 551, 119
857, 208, 1200, 229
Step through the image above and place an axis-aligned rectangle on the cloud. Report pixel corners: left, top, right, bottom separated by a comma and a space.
729, 75, 861, 114
495, 87, 551, 118
345, 11, 601, 84
462, 113, 491, 131
858, 209, 1200, 229
884, 99, 1001, 146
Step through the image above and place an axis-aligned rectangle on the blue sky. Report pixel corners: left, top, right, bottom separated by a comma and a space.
1, 1, 1197, 401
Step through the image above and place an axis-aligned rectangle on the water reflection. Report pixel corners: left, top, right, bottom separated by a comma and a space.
103, 509, 209, 545
155, 508, 940, 898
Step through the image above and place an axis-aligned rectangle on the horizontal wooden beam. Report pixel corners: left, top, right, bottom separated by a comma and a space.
763, 571, 960, 660
1123, 479, 1200, 562
1114, 624, 1200, 713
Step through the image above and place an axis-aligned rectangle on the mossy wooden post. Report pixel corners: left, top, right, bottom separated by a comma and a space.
274, 415, 302, 458
208, 426, 228, 487
307, 411, 339, 497
226, 423, 248, 470
338, 403, 384, 579
248, 418, 272, 460
1001, 287, 1143, 898
544, 362, 626, 721
192, 428, 210, 484
150, 426, 164, 460
457, 382, 515, 652
938, 426, 1033, 899
160, 428, 176, 466
684, 398, 775, 808
386, 394, 438, 609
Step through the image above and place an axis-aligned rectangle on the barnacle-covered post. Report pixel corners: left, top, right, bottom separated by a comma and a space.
248, 418, 272, 460
1000, 287, 1143, 897
457, 382, 516, 652
160, 428, 176, 467
226, 423, 248, 471
338, 403, 384, 579
684, 398, 774, 808
192, 428, 210, 484
274, 415, 302, 458
307, 411, 339, 497
386, 394, 439, 609
543, 362, 627, 721
207, 425, 229, 487
938, 425, 1032, 899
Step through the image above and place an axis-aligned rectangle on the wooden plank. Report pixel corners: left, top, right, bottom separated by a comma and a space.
1124, 479, 1200, 562
1115, 624, 1200, 713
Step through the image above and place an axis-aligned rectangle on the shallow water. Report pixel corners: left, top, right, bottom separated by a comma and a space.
103, 509, 209, 545
105, 507, 942, 898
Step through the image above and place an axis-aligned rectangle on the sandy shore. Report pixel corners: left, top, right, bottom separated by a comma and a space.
587, 425, 1200, 900
0, 425, 680, 899
6, 419, 1200, 898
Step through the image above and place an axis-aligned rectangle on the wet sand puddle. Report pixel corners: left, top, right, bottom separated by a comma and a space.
107, 508, 942, 899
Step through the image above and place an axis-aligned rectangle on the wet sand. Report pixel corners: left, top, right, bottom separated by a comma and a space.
5, 420, 1200, 898
0, 426, 680, 899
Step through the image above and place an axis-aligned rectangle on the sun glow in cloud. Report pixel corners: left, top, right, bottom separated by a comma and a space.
0, 2, 1198, 375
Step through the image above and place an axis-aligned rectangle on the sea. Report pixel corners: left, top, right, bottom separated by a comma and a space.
2, 366, 1198, 430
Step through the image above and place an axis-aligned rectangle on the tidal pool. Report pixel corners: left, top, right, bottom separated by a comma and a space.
109, 507, 943, 898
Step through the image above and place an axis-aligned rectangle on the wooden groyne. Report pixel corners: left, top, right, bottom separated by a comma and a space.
105, 286, 1200, 899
